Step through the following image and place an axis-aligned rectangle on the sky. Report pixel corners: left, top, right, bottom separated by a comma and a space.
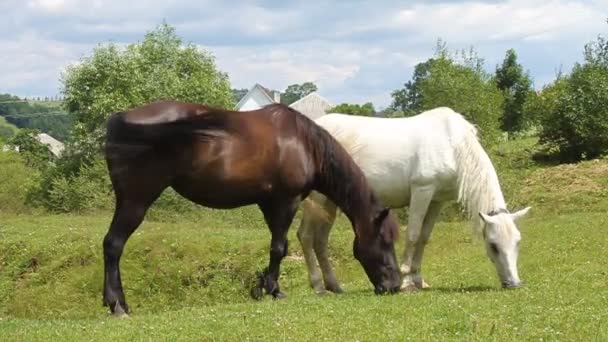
0, 0, 606, 108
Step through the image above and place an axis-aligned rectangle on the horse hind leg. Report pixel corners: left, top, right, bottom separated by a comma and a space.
297, 194, 326, 294
297, 193, 340, 294
311, 199, 341, 293
103, 183, 166, 315
401, 185, 435, 291
411, 201, 443, 290
253, 198, 300, 300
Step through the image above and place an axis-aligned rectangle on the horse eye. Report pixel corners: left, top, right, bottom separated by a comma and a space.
489, 243, 499, 254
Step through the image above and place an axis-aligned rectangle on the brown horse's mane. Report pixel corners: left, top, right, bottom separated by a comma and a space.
264, 104, 398, 243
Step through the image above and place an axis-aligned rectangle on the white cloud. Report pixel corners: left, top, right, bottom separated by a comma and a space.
0, 0, 606, 106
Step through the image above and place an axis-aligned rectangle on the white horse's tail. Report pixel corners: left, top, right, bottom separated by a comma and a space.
453, 119, 505, 235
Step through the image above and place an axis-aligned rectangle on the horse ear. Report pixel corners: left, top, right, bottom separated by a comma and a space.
374, 207, 390, 224
478, 212, 494, 224
510, 207, 531, 221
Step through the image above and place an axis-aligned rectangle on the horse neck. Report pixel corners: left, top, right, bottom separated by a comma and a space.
455, 132, 506, 231
313, 136, 374, 237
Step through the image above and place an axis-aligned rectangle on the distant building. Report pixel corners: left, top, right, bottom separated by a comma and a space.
288, 92, 333, 121
235, 83, 281, 111
4, 133, 64, 157
236, 83, 332, 120
37, 133, 64, 157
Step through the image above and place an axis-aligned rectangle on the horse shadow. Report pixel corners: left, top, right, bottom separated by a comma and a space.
423, 285, 497, 293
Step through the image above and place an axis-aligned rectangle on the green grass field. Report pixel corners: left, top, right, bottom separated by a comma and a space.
1, 140, 607, 340
1, 208, 607, 340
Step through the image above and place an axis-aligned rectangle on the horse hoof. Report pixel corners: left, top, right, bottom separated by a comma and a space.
111, 301, 129, 317
400, 283, 419, 292
250, 286, 264, 300
272, 291, 287, 300
326, 286, 344, 294
419, 280, 431, 289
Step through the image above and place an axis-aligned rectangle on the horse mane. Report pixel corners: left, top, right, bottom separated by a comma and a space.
265, 104, 398, 243
453, 117, 507, 236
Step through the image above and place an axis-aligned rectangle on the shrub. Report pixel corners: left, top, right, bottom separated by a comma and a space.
539, 63, 608, 161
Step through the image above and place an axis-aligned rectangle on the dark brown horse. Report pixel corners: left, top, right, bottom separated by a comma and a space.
103, 100, 401, 315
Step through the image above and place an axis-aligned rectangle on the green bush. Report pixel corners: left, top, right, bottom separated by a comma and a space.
0, 151, 39, 213
539, 63, 608, 161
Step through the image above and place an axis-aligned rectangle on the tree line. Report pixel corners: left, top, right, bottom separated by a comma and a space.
3, 20, 608, 213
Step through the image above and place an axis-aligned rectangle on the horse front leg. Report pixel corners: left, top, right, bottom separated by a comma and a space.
253, 198, 300, 299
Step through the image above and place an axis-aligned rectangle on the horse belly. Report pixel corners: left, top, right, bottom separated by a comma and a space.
171, 174, 269, 209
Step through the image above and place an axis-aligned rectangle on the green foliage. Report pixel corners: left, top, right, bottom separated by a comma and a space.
0, 116, 18, 141
280, 82, 317, 105
38, 157, 113, 213
538, 63, 608, 161
231, 88, 248, 105
390, 41, 503, 144
7, 129, 54, 170
495, 49, 533, 133
390, 58, 436, 115
327, 102, 375, 116
0, 151, 39, 213
0, 203, 607, 340
30, 22, 234, 212
415, 45, 503, 144
0, 94, 71, 140
61, 22, 234, 164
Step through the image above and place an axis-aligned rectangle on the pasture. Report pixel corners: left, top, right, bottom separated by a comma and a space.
1, 139, 607, 340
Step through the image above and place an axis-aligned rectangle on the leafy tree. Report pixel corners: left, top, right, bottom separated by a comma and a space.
523, 76, 567, 129
62, 22, 234, 164
280, 82, 317, 105
232, 88, 249, 104
539, 63, 608, 161
392, 43, 503, 144
538, 22, 608, 161
30, 22, 234, 212
328, 102, 375, 116
495, 49, 533, 133
391, 58, 436, 115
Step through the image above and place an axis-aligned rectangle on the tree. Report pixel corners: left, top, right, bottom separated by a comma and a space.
391, 42, 503, 145
328, 102, 376, 116
62, 22, 234, 163
280, 82, 317, 105
538, 21, 608, 162
495, 49, 533, 133
390, 58, 436, 115
30, 22, 235, 211
232, 88, 249, 104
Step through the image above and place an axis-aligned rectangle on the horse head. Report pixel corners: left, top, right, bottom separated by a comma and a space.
353, 206, 402, 294
479, 207, 531, 289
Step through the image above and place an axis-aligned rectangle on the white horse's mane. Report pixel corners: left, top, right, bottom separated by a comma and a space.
453, 121, 506, 235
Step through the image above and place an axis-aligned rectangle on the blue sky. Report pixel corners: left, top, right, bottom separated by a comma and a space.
1, 0, 606, 108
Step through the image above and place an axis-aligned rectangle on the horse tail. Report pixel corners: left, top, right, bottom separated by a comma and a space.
452, 115, 501, 235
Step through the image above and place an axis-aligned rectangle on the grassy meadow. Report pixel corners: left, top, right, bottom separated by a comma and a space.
0, 138, 607, 340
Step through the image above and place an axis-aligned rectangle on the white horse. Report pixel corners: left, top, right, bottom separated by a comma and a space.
297, 107, 530, 293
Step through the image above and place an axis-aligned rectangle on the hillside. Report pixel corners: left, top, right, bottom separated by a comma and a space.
0, 116, 19, 141
0, 137, 607, 340
0, 94, 71, 141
